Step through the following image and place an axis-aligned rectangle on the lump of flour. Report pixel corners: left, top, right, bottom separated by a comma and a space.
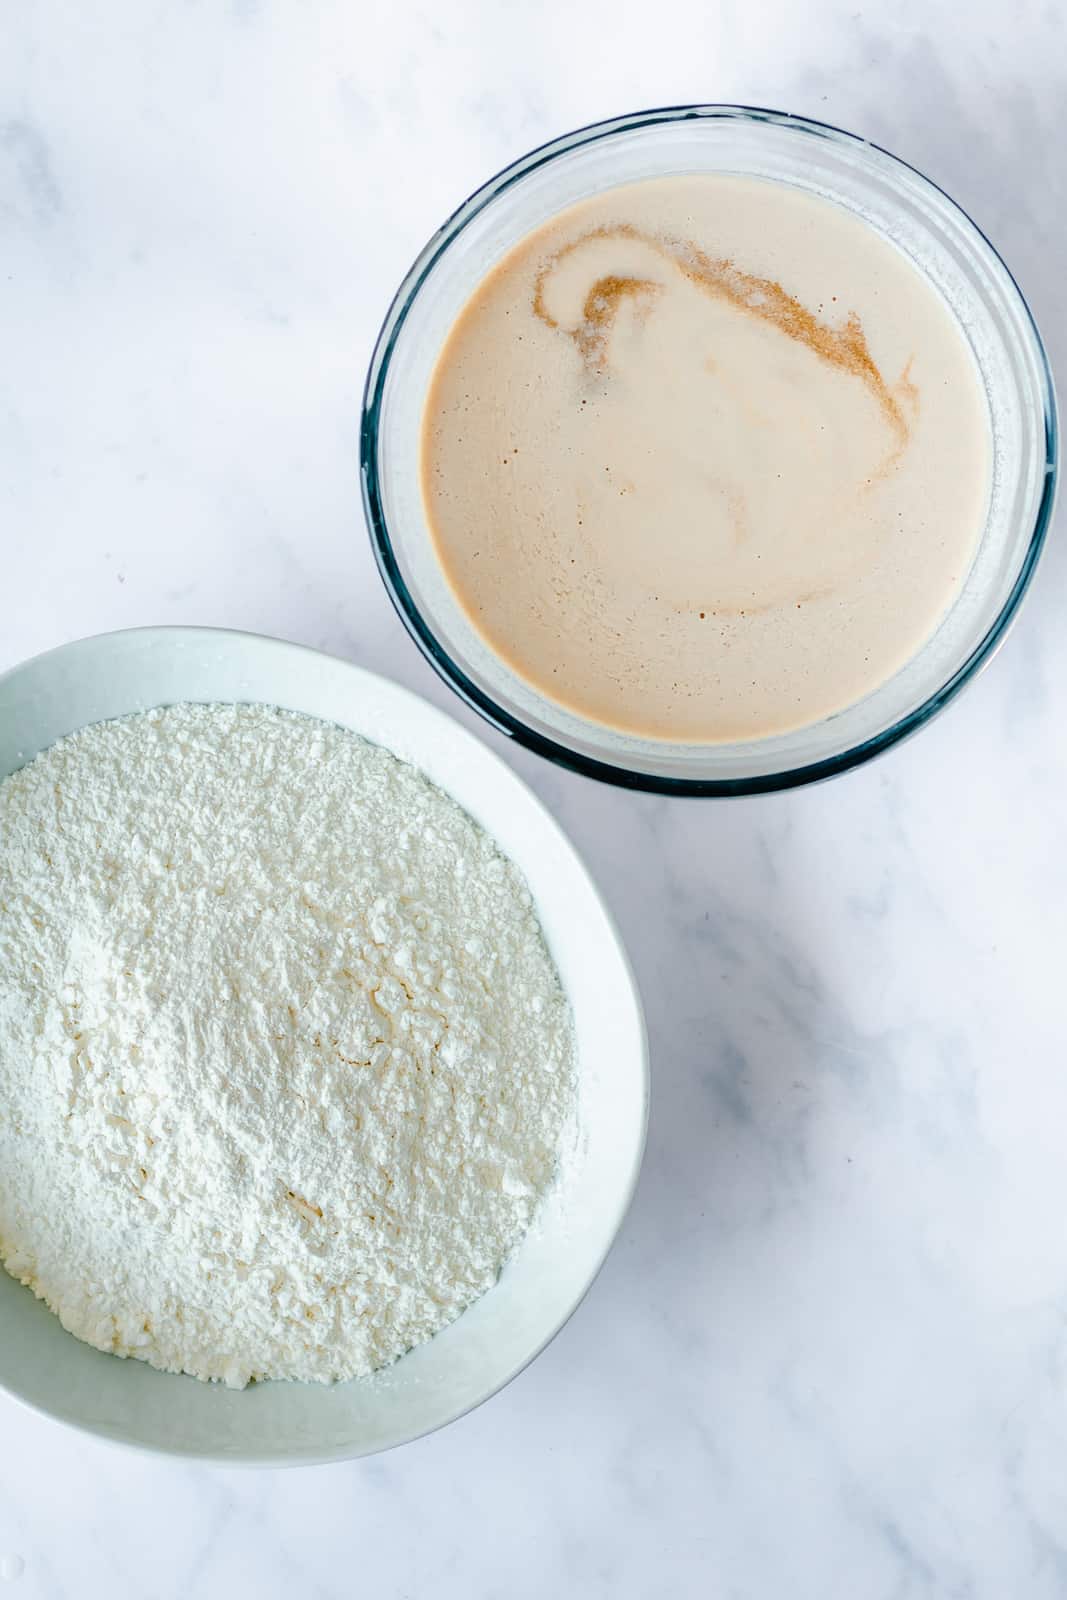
0, 704, 574, 1387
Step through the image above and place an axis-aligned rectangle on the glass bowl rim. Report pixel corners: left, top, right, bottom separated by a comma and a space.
360, 102, 1058, 797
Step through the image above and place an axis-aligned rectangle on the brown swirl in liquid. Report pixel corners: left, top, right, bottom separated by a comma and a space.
532, 224, 914, 451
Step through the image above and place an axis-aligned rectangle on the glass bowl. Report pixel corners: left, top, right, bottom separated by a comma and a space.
361, 105, 1056, 796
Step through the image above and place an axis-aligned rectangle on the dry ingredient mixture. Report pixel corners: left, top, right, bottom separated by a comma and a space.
0, 703, 574, 1387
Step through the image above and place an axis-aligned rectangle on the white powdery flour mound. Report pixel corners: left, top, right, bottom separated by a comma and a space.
0, 703, 574, 1387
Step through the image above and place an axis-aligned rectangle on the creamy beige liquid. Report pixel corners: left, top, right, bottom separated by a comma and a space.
420, 175, 991, 742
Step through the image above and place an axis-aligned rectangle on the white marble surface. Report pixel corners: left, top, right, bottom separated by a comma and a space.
1, 1, 1065, 1594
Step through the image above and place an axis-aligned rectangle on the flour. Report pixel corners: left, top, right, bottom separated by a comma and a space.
0, 703, 574, 1387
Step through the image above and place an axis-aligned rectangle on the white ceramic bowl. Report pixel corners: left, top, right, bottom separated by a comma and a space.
0, 627, 648, 1464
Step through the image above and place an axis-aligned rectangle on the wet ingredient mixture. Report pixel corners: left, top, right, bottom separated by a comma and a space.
421, 174, 991, 741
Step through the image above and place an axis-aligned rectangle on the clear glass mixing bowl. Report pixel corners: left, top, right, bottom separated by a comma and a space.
361, 106, 1056, 795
